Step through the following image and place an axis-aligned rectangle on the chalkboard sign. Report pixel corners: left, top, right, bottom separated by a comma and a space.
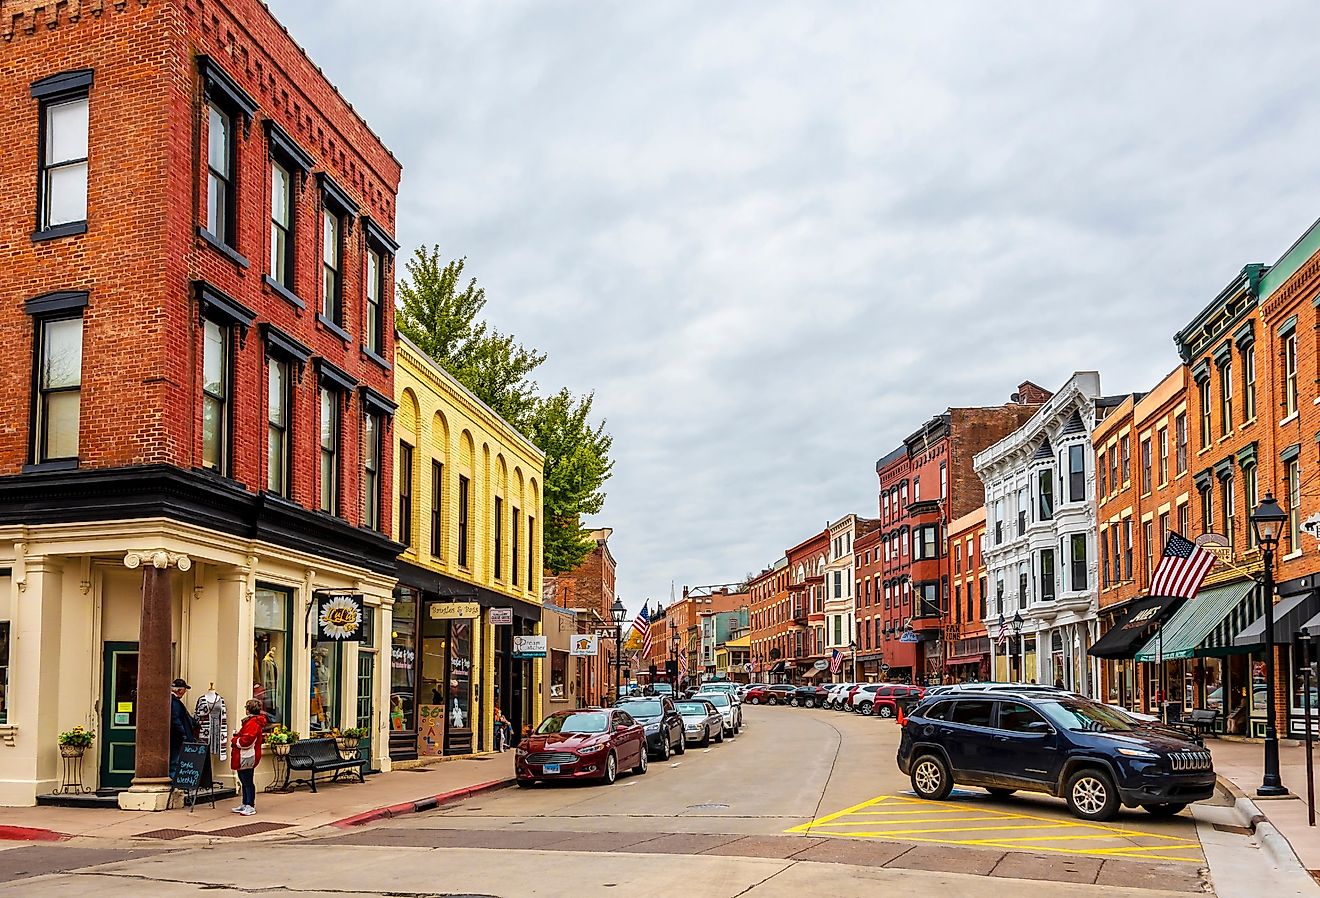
172, 742, 213, 811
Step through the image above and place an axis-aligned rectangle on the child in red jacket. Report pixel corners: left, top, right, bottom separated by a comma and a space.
230, 699, 267, 816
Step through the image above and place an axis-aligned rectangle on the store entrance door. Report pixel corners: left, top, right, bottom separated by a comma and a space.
100, 642, 139, 789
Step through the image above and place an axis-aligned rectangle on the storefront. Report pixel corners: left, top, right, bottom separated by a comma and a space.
1233, 575, 1320, 738
1090, 594, 1184, 711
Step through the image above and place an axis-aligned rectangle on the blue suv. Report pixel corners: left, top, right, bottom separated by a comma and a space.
896, 691, 1215, 821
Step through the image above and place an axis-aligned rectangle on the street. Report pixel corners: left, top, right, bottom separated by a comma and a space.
1, 705, 1256, 897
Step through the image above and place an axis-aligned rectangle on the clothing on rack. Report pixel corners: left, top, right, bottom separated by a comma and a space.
194, 691, 229, 760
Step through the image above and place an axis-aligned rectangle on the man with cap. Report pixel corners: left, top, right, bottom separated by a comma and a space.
170, 678, 198, 778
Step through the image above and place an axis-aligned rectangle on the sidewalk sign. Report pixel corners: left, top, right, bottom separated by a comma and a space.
171, 741, 215, 812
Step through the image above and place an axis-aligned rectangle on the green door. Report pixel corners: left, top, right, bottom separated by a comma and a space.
356, 651, 375, 766
100, 642, 139, 789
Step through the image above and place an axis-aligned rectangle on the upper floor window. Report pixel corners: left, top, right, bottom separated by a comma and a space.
494, 496, 504, 579
1120, 435, 1131, 486
1243, 464, 1258, 548
206, 104, 235, 246
365, 247, 384, 356
512, 507, 521, 587
266, 355, 290, 496
393, 439, 410, 542
319, 387, 340, 515
1140, 437, 1152, 495
35, 77, 90, 234
457, 475, 471, 568
1038, 469, 1054, 520
1158, 427, 1169, 486
527, 515, 536, 590
1068, 533, 1087, 591
1221, 476, 1235, 550
1199, 483, 1213, 533
1243, 345, 1256, 421
430, 460, 444, 558
31, 300, 85, 464
1284, 331, 1299, 418
1198, 377, 1212, 447
1287, 458, 1302, 554
1068, 445, 1086, 503
914, 526, 938, 560
201, 318, 231, 473
270, 160, 293, 287
1108, 447, 1119, 495
321, 207, 343, 323
1144, 519, 1156, 585
1219, 360, 1233, 434
1098, 450, 1108, 497
913, 477, 921, 502
940, 462, 947, 499
1175, 414, 1188, 474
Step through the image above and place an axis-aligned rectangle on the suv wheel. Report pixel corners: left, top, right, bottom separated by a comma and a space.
657, 736, 671, 761
1066, 768, 1119, 821
674, 732, 686, 755
910, 754, 953, 801
860, 701, 874, 716
749, 697, 761, 705
768, 697, 778, 706
1142, 803, 1186, 817
790, 698, 800, 707
877, 704, 894, 719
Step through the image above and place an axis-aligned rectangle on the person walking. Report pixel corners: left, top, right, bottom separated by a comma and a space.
493, 709, 512, 752
169, 678, 198, 779
230, 699, 267, 816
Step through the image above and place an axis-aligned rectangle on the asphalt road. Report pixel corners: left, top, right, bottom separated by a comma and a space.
2, 705, 1244, 897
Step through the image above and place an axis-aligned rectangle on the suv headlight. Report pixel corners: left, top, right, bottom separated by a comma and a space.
644, 722, 661, 735
1117, 747, 1159, 759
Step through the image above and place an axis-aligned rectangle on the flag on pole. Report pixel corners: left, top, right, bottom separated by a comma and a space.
630, 603, 650, 639
995, 617, 1009, 646
1150, 533, 1216, 599
679, 647, 689, 677
829, 649, 843, 674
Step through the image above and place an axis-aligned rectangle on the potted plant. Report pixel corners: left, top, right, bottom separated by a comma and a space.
335, 726, 368, 756
264, 725, 299, 756
58, 725, 94, 758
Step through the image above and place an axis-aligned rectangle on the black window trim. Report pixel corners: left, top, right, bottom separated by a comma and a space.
318, 172, 359, 219
316, 358, 358, 394
25, 290, 89, 317
31, 69, 94, 100
198, 56, 258, 126
194, 280, 255, 337
264, 119, 314, 175
360, 385, 397, 418
259, 322, 311, 366
32, 70, 94, 242
363, 216, 399, 253
24, 298, 87, 473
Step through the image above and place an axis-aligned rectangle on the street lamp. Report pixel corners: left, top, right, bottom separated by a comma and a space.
1251, 493, 1289, 797
849, 639, 857, 682
1012, 611, 1024, 682
611, 597, 627, 703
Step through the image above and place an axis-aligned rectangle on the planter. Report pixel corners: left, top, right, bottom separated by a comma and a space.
270, 742, 293, 757
58, 744, 87, 759
335, 736, 360, 759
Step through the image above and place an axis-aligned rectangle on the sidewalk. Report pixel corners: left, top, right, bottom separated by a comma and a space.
0, 753, 515, 845
1210, 739, 1320, 872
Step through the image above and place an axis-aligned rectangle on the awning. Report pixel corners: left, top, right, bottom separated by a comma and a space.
768, 661, 787, 674
1088, 595, 1184, 659
1235, 590, 1320, 646
1135, 580, 1258, 662
946, 653, 988, 666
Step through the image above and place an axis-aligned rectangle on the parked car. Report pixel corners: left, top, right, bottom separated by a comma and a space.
792, 684, 830, 708
615, 697, 686, 759
897, 691, 1215, 821
871, 685, 926, 718
516, 708, 648, 786
848, 683, 884, 713
746, 684, 796, 705
645, 682, 675, 697
700, 682, 743, 703
824, 683, 858, 710
675, 699, 724, 747
694, 691, 742, 735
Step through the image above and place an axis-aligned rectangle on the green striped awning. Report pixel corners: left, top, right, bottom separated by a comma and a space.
1134, 580, 1260, 662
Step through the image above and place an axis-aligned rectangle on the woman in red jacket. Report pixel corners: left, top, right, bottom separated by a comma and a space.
230, 699, 267, 816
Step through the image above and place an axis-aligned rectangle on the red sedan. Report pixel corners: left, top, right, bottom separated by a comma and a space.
516, 708, 648, 787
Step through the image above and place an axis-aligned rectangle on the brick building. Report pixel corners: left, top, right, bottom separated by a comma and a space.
748, 557, 790, 682
686, 585, 748, 683
945, 507, 988, 681
544, 528, 618, 706
852, 527, 884, 680
0, 0, 402, 807
783, 529, 829, 682
875, 386, 1047, 684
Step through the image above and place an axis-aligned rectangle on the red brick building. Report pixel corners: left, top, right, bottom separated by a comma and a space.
748, 557, 790, 682
875, 386, 1047, 684
0, 0, 402, 807
946, 507, 988, 680
853, 527, 884, 680
783, 529, 829, 682
544, 528, 618, 705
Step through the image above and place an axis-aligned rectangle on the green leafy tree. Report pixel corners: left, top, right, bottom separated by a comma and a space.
396, 247, 613, 574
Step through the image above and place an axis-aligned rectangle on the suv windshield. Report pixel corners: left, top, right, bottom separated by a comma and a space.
676, 702, 709, 715
1041, 699, 1136, 733
537, 712, 608, 735
622, 700, 663, 718
697, 693, 730, 707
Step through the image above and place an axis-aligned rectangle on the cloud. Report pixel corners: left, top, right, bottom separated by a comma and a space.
268, 0, 1320, 610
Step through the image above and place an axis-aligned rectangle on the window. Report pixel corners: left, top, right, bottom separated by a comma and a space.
834, 569, 842, 598
1120, 435, 1131, 486
253, 587, 291, 725
1144, 520, 1155, 583
38, 93, 89, 231
1243, 465, 1257, 547
1200, 483, 1213, 533
1199, 377, 1212, 448
1285, 332, 1298, 418
833, 615, 843, 646
950, 700, 994, 728
34, 315, 83, 463
206, 103, 235, 245
524, 516, 533, 587
1123, 519, 1133, 580
979, 577, 986, 619
269, 160, 293, 287
1017, 486, 1027, 532
1159, 512, 1169, 549
954, 543, 962, 573
882, 493, 889, 521
1288, 458, 1301, 554
321, 207, 342, 324
1018, 564, 1028, 608
457, 475, 470, 568
266, 356, 290, 495
319, 387, 339, 515
550, 650, 568, 700
915, 526, 938, 560
512, 507, 521, 587
430, 461, 444, 558
1108, 448, 1119, 495
494, 496, 504, 579
1175, 414, 1188, 474
1219, 361, 1233, 435
1099, 450, 1108, 497
1178, 504, 1189, 543
1140, 438, 1152, 494
201, 319, 230, 472
1111, 527, 1121, 584
1100, 530, 1109, 587
1038, 469, 1053, 521
365, 246, 384, 356
998, 701, 1048, 733
914, 477, 920, 501
995, 575, 1005, 615
395, 440, 412, 544
1158, 428, 1169, 486
1222, 477, 1235, 550
1069, 533, 1087, 591
1243, 345, 1256, 421
1068, 445, 1085, 502
309, 640, 341, 734
901, 531, 909, 556
940, 462, 947, 499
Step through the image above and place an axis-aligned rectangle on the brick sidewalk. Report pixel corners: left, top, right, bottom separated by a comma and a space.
0, 753, 515, 844
1210, 739, 1320, 871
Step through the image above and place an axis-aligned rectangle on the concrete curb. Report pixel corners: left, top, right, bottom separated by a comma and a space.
1221, 772, 1312, 877
330, 777, 516, 828
0, 825, 70, 842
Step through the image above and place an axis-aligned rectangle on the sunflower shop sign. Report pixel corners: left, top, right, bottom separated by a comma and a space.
316, 591, 366, 642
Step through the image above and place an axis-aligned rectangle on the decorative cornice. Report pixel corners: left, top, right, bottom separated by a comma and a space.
2, 0, 146, 43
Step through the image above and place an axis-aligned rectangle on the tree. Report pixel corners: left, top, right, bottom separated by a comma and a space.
525, 389, 615, 574
396, 248, 613, 574
396, 246, 545, 425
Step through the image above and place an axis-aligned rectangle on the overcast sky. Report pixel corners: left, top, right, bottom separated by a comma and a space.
271, 1, 1320, 613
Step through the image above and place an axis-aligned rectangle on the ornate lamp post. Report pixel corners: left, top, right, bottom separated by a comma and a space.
1012, 611, 1025, 682
1251, 494, 1288, 797
611, 597, 627, 703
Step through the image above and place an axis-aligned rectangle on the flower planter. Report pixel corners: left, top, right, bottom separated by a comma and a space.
58, 744, 87, 759
270, 742, 292, 757
335, 736, 360, 759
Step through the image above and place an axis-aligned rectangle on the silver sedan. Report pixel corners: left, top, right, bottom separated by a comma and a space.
675, 699, 724, 746
693, 691, 741, 736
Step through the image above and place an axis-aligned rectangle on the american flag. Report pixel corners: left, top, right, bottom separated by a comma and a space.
829, 649, 843, 674
679, 647, 689, 677
631, 604, 653, 657
1150, 533, 1216, 599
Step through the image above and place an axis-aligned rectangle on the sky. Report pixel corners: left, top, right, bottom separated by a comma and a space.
270, 0, 1320, 613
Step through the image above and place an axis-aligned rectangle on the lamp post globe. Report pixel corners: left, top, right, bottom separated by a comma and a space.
1251, 493, 1289, 797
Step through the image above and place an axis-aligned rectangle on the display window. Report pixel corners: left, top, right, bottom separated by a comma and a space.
310, 640, 342, 734
391, 590, 417, 734
253, 586, 292, 725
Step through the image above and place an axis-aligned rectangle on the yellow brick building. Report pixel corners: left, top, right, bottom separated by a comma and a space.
389, 336, 545, 759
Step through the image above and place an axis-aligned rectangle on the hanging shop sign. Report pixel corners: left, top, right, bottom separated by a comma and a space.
490, 607, 514, 626
512, 635, 548, 658
570, 635, 599, 657
429, 601, 481, 620
316, 592, 365, 642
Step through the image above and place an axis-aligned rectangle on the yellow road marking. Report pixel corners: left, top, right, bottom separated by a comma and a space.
810, 822, 1075, 837
959, 832, 1194, 844
801, 815, 1028, 827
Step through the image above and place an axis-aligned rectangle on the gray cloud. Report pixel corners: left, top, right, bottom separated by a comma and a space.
269, 0, 1320, 610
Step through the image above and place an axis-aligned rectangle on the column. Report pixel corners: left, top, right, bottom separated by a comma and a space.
8, 555, 64, 805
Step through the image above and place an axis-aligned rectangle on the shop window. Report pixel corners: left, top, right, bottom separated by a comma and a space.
309, 640, 341, 734
253, 587, 291, 726
0, 621, 8, 723
550, 650, 568, 699
390, 590, 417, 733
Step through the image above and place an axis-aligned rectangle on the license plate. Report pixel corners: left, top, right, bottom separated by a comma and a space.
542, 763, 561, 774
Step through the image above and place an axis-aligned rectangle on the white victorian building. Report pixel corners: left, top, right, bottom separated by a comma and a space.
975, 372, 1118, 697
823, 515, 877, 677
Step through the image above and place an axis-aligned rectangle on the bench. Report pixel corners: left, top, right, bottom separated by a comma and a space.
285, 738, 366, 793
1182, 708, 1220, 736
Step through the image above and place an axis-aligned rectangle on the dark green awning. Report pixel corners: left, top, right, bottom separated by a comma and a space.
1135, 580, 1257, 662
